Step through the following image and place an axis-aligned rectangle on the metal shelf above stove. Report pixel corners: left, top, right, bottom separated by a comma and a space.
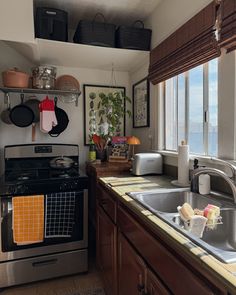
0, 87, 81, 106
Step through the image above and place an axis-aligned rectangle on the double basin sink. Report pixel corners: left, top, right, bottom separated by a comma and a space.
128, 188, 236, 263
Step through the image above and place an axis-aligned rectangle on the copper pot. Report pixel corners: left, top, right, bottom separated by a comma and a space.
2, 68, 30, 88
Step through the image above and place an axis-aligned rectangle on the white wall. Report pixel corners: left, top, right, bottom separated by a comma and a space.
145, 0, 212, 48
0, 41, 131, 173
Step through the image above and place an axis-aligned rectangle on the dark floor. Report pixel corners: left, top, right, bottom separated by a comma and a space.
1, 266, 104, 295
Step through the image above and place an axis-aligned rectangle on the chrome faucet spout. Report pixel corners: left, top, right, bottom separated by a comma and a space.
210, 157, 236, 183
191, 167, 236, 204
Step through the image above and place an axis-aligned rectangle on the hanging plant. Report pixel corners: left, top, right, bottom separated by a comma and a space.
97, 91, 131, 138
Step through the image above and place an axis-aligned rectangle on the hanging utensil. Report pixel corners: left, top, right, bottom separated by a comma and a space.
1, 93, 12, 124
48, 97, 69, 137
25, 96, 40, 141
10, 94, 34, 127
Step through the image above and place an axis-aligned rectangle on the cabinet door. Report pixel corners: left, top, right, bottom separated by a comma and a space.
96, 205, 117, 295
118, 232, 146, 295
146, 269, 170, 295
0, 0, 34, 43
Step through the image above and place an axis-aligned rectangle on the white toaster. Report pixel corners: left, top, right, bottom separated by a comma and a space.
132, 153, 163, 176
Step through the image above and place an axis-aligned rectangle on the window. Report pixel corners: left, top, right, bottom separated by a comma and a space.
164, 58, 218, 156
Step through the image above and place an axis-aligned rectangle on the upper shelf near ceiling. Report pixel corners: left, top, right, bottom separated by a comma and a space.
7, 38, 150, 73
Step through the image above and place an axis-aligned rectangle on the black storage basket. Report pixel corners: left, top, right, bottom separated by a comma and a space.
116, 21, 152, 51
73, 13, 116, 47
35, 7, 68, 42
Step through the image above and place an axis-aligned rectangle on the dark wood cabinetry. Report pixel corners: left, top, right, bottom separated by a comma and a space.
118, 231, 169, 295
96, 205, 117, 295
146, 268, 170, 295
95, 181, 229, 295
118, 232, 146, 295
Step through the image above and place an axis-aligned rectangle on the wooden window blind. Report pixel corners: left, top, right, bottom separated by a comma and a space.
149, 1, 221, 85
219, 0, 236, 52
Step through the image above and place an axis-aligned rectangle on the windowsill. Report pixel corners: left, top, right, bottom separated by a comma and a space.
153, 150, 235, 167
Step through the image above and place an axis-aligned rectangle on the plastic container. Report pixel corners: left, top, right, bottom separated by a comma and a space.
199, 174, 210, 194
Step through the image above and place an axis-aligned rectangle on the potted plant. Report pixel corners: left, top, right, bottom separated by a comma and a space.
91, 90, 131, 161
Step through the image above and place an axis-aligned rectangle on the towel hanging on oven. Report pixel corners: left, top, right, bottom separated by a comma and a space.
45, 192, 76, 238
12, 195, 44, 245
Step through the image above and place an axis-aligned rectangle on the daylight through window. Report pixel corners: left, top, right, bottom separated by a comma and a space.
164, 59, 218, 156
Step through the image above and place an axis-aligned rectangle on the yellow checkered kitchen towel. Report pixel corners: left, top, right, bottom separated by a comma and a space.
12, 195, 44, 245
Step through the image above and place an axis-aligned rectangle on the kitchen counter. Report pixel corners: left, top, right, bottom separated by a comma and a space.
99, 175, 236, 294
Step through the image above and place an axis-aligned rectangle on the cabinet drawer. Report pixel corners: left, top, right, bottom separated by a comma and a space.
117, 204, 219, 295
97, 184, 116, 223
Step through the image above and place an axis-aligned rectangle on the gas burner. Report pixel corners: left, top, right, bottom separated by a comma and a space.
58, 173, 70, 178
5, 171, 37, 182
18, 175, 30, 181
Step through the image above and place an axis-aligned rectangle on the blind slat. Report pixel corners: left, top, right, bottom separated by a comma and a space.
149, 1, 219, 85
219, 0, 236, 52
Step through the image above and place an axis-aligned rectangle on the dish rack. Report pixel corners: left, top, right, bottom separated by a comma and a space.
182, 214, 223, 234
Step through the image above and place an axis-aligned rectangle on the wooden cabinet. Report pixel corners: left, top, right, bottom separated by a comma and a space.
118, 231, 170, 295
95, 182, 230, 295
0, 0, 34, 43
96, 205, 117, 295
146, 269, 170, 295
117, 203, 222, 295
86, 161, 130, 227
118, 232, 146, 295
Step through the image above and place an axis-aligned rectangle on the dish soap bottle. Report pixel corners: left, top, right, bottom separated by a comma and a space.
88, 140, 96, 162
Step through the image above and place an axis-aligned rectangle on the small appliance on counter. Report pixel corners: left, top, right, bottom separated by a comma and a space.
131, 153, 163, 176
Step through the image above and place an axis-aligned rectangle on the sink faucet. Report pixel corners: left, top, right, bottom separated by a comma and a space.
191, 167, 236, 204
210, 157, 236, 183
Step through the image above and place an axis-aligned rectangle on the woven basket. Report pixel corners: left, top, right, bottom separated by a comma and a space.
116, 21, 151, 51
73, 13, 116, 48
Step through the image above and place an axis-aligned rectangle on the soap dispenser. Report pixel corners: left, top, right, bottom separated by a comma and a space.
198, 174, 211, 195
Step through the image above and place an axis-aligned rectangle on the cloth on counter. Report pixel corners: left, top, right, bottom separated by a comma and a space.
12, 195, 44, 245
45, 192, 76, 238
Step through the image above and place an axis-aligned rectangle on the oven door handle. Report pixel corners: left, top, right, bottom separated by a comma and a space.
32, 258, 58, 267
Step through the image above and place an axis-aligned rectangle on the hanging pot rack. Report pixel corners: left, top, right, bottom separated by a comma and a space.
0, 87, 81, 106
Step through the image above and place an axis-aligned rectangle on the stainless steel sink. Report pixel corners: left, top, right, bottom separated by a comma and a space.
128, 188, 221, 213
128, 189, 236, 263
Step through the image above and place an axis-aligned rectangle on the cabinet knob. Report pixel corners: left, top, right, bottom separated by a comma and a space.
137, 283, 144, 292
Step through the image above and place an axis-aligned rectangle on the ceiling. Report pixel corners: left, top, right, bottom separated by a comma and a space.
34, 0, 162, 29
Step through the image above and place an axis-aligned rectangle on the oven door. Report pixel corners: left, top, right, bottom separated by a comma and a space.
0, 190, 88, 262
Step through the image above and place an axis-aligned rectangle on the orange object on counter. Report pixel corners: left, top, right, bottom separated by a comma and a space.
12, 195, 44, 245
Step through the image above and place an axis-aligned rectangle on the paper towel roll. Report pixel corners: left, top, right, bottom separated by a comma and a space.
178, 141, 189, 185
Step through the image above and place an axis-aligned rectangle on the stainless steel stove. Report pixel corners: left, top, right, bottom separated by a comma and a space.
0, 144, 88, 288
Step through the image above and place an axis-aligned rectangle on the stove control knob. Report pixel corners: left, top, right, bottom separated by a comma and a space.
17, 185, 28, 194
60, 182, 68, 191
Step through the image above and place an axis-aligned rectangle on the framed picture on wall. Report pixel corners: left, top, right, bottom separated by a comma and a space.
132, 78, 150, 128
83, 84, 126, 145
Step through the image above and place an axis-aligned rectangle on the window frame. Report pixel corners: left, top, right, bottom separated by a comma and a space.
163, 60, 218, 156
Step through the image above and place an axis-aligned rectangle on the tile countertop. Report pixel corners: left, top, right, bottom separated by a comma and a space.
99, 175, 236, 293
